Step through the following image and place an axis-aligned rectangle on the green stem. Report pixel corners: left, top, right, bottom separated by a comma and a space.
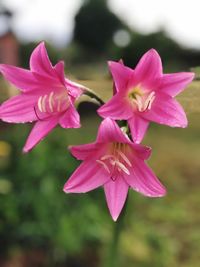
83, 87, 105, 106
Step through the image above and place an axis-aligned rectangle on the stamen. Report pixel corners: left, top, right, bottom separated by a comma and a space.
115, 161, 130, 175
100, 154, 115, 161
96, 160, 110, 173
96, 143, 131, 178
117, 150, 132, 167
37, 91, 70, 114
42, 95, 47, 112
38, 96, 43, 112
135, 94, 143, 112
143, 91, 155, 111
130, 90, 156, 112
48, 92, 54, 112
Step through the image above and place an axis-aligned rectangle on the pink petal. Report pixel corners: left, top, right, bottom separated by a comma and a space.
104, 177, 129, 221
159, 72, 195, 97
23, 117, 59, 152
69, 143, 100, 160
65, 78, 84, 99
108, 60, 133, 93
54, 61, 66, 85
59, 104, 80, 129
134, 49, 162, 84
0, 94, 37, 123
130, 143, 152, 160
0, 64, 37, 92
63, 160, 109, 193
29, 42, 55, 77
128, 115, 149, 144
142, 92, 187, 128
124, 155, 166, 197
98, 93, 133, 120
97, 118, 130, 144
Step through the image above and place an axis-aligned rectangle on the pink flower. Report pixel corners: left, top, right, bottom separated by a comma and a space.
0, 42, 85, 152
64, 118, 166, 221
98, 49, 195, 143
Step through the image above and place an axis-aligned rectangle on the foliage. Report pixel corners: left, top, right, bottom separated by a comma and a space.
73, 0, 124, 54
0, 79, 200, 266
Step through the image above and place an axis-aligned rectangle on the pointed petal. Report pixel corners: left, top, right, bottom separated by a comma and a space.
69, 142, 100, 160
63, 160, 109, 193
104, 177, 129, 221
0, 64, 37, 92
54, 61, 66, 85
159, 72, 195, 97
98, 93, 133, 120
142, 92, 187, 128
97, 118, 130, 144
108, 61, 133, 93
128, 115, 149, 144
0, 94, 37, 123
134, 49, 162, 84
29, 42, 55, 76
23, 117, 59, 152
130, 143, 152, 160
124, 155, 166, 197
59, 104, 80, 129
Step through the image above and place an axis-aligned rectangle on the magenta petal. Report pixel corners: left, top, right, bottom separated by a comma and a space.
108, 61, 133, 93
125, 156, 166, 197
69, 143, 100, 160
98, 93, 133, 120
0, 94, 37, 123
29, 42, 55, 76
54, 61, 66, 85
23, 117, 59, 152
130, 143, 152, 160
128, 115, 149, 144
97, 118, 130, 144
159, 72, 195, 97
135, 49, 162, 84
59, 105, 80, 129
63, 160, 109, 193
0, 64, 37, 92
65, 79, 83, 99
142, 92, 187, 128
104, 177, 129, 221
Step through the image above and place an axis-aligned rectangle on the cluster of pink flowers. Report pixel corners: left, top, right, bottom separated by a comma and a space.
0, 42, 194, 221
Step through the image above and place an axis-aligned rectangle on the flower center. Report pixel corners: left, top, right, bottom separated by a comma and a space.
96, 143, 132, 181
37, 91, 70, 114
128, 86, 155, 112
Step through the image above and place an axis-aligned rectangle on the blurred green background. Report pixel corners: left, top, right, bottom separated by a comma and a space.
1, 0, 200, 266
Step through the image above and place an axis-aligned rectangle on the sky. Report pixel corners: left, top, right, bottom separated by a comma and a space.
1, 0, 200, 49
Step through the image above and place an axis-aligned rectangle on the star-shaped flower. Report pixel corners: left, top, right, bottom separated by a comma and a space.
64, 118, 166, 221
0, 42, 85, 152
98, 49, 194, 143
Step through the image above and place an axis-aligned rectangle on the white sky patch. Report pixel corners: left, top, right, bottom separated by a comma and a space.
108, 0, 200, 49
2, 0, 82, 46
1, 0, 200, 49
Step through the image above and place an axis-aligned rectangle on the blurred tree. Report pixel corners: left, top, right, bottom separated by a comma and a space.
73, 0, 124, 54
119, 30, 200, 71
